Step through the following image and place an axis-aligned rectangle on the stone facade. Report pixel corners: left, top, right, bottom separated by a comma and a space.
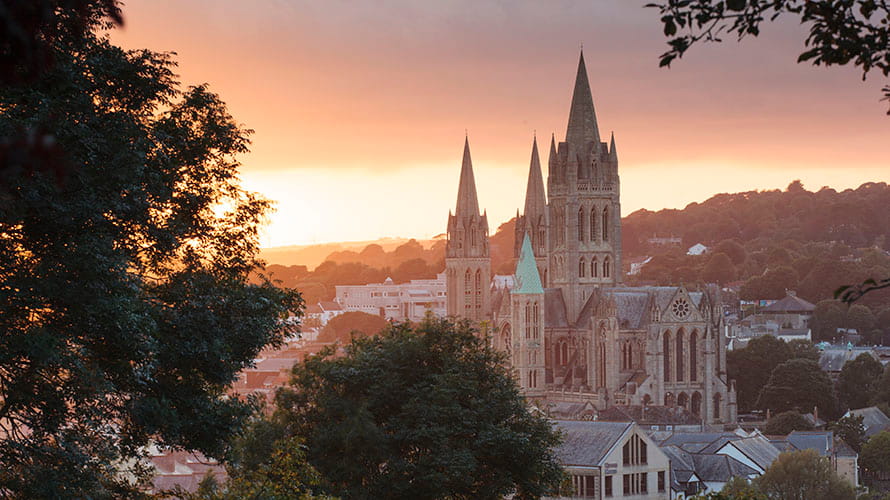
446, 51, 736, 425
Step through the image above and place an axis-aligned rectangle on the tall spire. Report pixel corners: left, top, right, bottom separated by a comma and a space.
609, 131, 618, 161
565, 50, 601, 148
523, 136, 547, 218
455, 136, 480, 217
514, 233, 544, 295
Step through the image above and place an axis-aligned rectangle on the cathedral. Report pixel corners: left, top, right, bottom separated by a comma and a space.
445, 52, 737, 425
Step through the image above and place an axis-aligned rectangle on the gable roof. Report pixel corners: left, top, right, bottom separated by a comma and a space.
553, 420, 632, 466
721, 435, 780, 471
544, 289, 569, 328
847, 406, 890, 438
760, 292, 816, 313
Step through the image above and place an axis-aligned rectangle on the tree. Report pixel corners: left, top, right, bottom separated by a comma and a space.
831, 415, 867, 453
861, 431, 890, 483
269, 318, 564, 499
0, 10, 300, 497
837, 353, 884, 410
714, 239, 747, 266
700, 251, 736, 284
757, 359, 838, 418
727, 335, 792, 412
872, 365, 890, 407
786, 339, 820, 361
755, 449, 855, 500
810, 300, 845, 341
763, 411, 814, 435
317, 311, 389, 344
647, 0, 890, 114
846, 304, 876, 335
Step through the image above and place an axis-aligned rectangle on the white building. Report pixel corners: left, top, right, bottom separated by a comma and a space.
335, 273, 447, 321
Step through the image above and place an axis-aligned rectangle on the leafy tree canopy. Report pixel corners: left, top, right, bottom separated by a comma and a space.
260, 318, 564, 500
763, 411, 814, 435
646, 0, 890, 114
756, 449, 855, 500
727, 335, 792, 412
756, 359, 839, 419
831, 415, 867, 453
837, 353, 884, 410
861, 431, 890, 479
0, 7, 299, 497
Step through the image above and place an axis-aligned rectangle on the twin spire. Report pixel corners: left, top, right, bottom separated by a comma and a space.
523, 136, 547, 219
454, 136, 481, 218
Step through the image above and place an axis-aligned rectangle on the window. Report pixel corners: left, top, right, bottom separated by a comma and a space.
690, 331, 698, 382
572, 475, 597, 498
676, 330, 685, 382
591, 258, 598, 277
622, 472, 648, 496
641, 472, 648, 493
623, 475, 630, 496
658, 471, 665, 492
578, 208, 585, 241
602, 207, 609, 241
623, 435, 648, 466
663, 331, 671, 382
605, 475, 613, 497
579, 257, 586, 278
590, 207, 597, 241
603, 256, 610, 278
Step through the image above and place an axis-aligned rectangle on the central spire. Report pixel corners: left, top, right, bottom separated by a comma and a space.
454, 136, 480, 217
565, 50, 601, 149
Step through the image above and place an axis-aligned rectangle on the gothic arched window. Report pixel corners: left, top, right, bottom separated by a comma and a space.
690, 330, 698, 382
602, 207, 610, 241
676, 329, 685, 382
663, 331, 672, 382
592, 257, 598, 278
464, 270, 472, 313
589, 207, 597, 242
578, 208, 585, 242
603, 257, 611, 278
579, 257, 586, 278
474, 269, 482, 312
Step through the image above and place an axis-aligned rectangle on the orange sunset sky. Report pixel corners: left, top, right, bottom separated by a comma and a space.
112, 0, 890, 248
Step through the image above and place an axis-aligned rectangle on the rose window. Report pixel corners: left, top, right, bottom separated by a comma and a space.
672, 298, 690, 319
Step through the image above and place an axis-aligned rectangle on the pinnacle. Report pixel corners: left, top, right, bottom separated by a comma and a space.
523, 136, 547, 219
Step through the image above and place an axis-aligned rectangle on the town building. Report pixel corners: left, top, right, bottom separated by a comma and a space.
549, 420, 671, 499
445, 51, 736, 425
335, 273, 447, 321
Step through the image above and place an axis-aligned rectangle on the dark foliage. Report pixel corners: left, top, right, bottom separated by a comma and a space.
263, 318, 565, 500
0, 10, 300, 497
647, 0, 890, 114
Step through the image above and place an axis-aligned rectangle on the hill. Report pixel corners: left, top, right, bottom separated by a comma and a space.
260, 181, 890, 317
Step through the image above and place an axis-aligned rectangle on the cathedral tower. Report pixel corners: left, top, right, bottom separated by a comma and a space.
511, 233, 546, 398
547, 51, 622, 321
446, 138, 491, 321
514, 137, 549, 287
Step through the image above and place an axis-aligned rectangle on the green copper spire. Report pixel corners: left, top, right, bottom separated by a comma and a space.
513, 233, 544, 295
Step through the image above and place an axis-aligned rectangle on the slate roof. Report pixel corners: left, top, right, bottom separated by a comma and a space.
726, 435, 781, 470
785, 431, 832, 456
847, 406, 890, 438
552, 420, 631, 466
692, 454, 759, 482
598, 405, 700, 425
760, 292, 815, 313
819, 347, 880, 372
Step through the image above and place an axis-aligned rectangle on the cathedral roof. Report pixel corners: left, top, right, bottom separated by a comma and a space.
544, 289, 569, 328
513, 234, 544, 295
522, 136, 547, 219
454, 136, 480, 218
565, 50, 601, 149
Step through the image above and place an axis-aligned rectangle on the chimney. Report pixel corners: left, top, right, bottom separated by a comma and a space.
813, 406, 818, 421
